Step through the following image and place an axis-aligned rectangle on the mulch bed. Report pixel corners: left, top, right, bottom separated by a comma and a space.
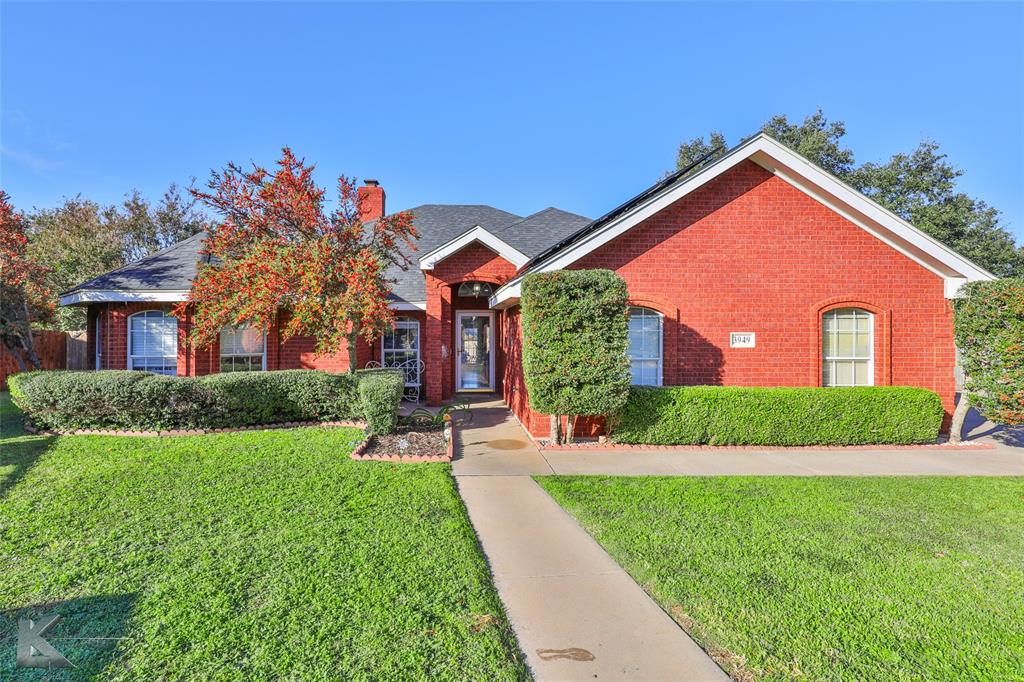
357, 424, 449, 460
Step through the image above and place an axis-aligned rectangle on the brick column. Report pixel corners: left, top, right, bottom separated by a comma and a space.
424, 274, 451, 405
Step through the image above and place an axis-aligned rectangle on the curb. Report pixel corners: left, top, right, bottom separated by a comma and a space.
23, 420, 367, 438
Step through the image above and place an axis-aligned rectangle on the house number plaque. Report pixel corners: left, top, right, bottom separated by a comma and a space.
730, 332, 755, 348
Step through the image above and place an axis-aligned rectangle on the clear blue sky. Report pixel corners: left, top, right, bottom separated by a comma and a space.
3, 2, 1023, 240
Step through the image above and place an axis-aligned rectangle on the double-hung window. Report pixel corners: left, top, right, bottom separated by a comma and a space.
382, 318, 420, 387
822, 308, 873, 386
627, 307, 663, 386
220, 325, 266, 372
128, 310, 178, 375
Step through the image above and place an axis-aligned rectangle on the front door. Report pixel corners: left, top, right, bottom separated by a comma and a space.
455, 311, 494, 391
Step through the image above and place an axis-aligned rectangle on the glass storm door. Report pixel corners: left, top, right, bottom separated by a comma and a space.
456, 312, 494, 391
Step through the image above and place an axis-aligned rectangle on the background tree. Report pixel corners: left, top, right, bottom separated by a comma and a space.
521, 269, 631, 444
120, 183, 205, 262
27, 197, 124, 330
24, 185, 206, 330
1, 192, 54, 370
176, 148, 417, 370
950, 278, 1024, 442
674, 109, 1023, 276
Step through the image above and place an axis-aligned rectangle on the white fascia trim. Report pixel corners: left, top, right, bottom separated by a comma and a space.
391, 301, 427, 311
523, 134, 994, 297
59, 289, 190, 305
489, 280, 521, 309
419, 225, 529, 270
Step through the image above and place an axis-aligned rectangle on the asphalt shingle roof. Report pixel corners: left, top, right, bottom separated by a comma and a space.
65, 204, 590, 303
63, 231, 208, 294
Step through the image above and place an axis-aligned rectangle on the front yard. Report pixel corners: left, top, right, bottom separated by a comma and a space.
538, 475, 1024, 681
0, 394, 526, 680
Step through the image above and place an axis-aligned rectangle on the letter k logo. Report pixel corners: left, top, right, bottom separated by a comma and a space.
16, 614, 72, 669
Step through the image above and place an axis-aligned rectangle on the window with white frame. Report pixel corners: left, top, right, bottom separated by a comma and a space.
627, 307, 662, 386
94, 313, 103, 370
128, 310, 178, 375
219, 325, 266, 372
822, 308, 873, 386
382, 318, 420, 385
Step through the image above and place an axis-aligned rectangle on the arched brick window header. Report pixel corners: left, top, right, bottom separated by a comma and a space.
811, 298, 891, 386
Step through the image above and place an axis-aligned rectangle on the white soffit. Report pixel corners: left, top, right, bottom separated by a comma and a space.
59, 289, 190, 306
391, 301, 427, 311
419, 225, 529, 270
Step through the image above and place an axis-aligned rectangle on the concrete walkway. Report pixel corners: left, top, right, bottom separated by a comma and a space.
452, 401, 727, 681
449, 399, 1023, 680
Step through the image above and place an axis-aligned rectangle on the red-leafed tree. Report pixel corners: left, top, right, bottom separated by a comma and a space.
1, 191, 54, 371
175, 148, 417, 371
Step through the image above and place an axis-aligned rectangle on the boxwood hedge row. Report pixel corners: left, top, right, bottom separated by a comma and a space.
612, 385, 945, 445
8, 369, 405, 434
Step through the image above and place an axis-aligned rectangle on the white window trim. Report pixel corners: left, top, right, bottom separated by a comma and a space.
822, 308, 874, 387
627, 307, 663, 387
381, 318, 421, 387
419, 225, 529, 270
94, 312, 102, 370
127, 309, 178, 375
219, 326, 268, 372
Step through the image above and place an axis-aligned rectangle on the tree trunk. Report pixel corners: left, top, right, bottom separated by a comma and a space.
19, 299, 42, 370
949, 391, 970, 444
5, 341, 29, 373
347, 315, 361, 374
565, 414, 577, 444
549, 413, 562, 445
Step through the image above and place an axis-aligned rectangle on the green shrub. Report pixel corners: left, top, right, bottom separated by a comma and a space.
9, 369, 362, 432
521, 269, 631, 442
613, 386, 944, 446
198, 370, 360, 426
357, 369, 405, 435
953, 278, 1024, 426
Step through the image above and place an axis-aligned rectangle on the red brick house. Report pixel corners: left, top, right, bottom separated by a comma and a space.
61, 135, 994, 436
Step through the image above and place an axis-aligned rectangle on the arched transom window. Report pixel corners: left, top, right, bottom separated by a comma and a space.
128, 310, 178, 375
822, 308, 873, 386
627, 307, 662, 386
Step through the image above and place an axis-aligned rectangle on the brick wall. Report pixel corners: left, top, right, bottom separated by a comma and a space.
92, 304, 374, 376
424, 242, 518, 404
506, 160, 956, 437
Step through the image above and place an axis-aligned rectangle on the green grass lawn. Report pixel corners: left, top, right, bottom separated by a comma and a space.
537, 475, 1024, 682
0, 393, 526, 681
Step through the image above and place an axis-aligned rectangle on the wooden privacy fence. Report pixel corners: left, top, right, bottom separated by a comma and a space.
0, 330, 79, 390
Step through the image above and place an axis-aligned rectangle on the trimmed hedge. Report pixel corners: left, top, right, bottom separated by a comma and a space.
8, 369, 369, 432
356, 369, 405, 435
612, 386, 944, 446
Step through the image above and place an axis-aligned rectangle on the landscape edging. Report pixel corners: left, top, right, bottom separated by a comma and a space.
541, 440, 996, 451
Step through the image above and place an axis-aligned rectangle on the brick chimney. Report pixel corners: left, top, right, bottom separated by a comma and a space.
358, 179, 385, 222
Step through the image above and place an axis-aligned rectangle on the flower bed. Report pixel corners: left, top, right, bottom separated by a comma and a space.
351, 422, 454, 462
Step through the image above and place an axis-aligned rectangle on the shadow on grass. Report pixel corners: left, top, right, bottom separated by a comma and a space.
1, 397, 55, 500
0, 594, 138, 680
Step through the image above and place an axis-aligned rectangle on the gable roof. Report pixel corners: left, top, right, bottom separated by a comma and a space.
415, 207, 592, 273
490, 133, 996, 307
